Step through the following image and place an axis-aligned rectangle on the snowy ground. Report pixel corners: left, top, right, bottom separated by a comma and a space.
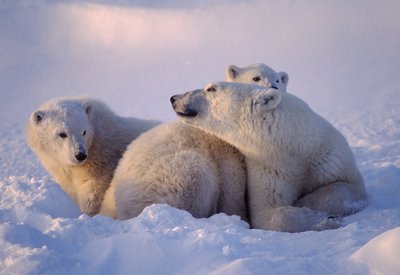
1, 1, 400, 274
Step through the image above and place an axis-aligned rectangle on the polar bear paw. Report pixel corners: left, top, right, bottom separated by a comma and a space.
313, 215, 342, 231
79, 192, 103, 216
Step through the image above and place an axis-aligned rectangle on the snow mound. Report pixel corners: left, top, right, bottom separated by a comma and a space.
351, 227, 400, 275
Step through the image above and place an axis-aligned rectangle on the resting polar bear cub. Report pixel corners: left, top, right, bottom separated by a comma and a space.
101, 121, 247, 221
27, 98, 159, 216
226, 63, 289, 91
171, 82, 367, 232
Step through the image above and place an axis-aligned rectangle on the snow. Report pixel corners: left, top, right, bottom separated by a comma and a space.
1, 1, 400, 274
351, 227, 400, 275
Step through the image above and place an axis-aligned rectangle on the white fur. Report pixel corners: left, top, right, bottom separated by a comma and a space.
173, 82, 367, 232
101, 121, 248, 221
226, 63, 289, 91
27, 97, 159, 216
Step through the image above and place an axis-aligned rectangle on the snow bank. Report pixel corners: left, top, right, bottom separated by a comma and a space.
351, 227, 400, 275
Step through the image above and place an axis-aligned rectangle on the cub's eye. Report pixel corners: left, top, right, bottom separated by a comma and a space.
83, 130, 87, 136
59, 132, 68, 139
206, 86, 216, 92
252, 76, 261, 82
276, 79, 280, 83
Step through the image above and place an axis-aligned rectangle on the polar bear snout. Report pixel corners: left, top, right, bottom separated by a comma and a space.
170, 94, 181, 112
170, 94, 199, 117
73, 144, 88, 163
75, 150, 87, 162
170, 95, 178, 104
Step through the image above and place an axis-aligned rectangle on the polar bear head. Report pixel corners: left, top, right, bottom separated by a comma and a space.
226, 63, 289, 91
27, 98, 95, 166
171, 82, 310, 157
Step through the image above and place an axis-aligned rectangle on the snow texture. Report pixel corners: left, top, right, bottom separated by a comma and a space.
1, 1, 400, 274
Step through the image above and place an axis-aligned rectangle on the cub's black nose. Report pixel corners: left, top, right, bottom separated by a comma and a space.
170, 95, 177, 104
75, 152, 87, 162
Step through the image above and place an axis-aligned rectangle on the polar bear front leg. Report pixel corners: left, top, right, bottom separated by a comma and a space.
77, 179, 109, 216
296, 150, 368, 217
216, 154, 248, 222
246, 169, 340, 232
296, 181, 368, 217
261, 206, 341, 232
249, 192, 341, 232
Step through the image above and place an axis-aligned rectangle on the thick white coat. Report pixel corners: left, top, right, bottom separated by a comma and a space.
173, 82, 367, 232
27, 98, 159, 216
101, 121, 247, 221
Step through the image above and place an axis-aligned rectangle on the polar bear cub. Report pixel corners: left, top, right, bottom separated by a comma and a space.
171, 82, 367, 232
101, 121, 247, 221
27, 98, 159, 216
226, 63, 289, 91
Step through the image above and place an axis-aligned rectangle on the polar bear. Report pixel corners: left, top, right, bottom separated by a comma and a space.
171, 82, 367, 232
226, 63, 289, 91
100, 121, 248, 221
27, 98, 159, 216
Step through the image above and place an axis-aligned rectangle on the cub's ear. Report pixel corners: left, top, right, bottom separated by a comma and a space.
83, 102, 92, 118
255, 89, 282, 111
226, 65, 241, 80
31, 111, 45, 125
278, 72, 289, 89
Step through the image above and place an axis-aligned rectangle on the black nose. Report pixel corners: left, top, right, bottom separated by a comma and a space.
75, 152, 87, 161
170, 95, 177, 104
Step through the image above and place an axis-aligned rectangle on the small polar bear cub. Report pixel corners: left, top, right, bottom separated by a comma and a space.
27, 98, 159, 216
171, 82, 367, 232
226, 63, 289, 91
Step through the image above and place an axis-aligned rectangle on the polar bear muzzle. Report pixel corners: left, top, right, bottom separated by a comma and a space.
170, 90, 204, 118
75, 147, 87, 162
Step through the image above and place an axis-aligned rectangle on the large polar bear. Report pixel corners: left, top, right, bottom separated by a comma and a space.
100, 63, 288, 220
171, 82, 368, 232
101, 121, 248, 221
101, 63, 288, 220
27, 98, 159, 216
226, 63, 289, 91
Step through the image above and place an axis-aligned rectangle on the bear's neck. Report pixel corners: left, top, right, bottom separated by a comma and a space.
234, 134, 278, 163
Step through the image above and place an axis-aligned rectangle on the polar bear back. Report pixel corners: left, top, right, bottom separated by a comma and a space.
109, 121, 247, 221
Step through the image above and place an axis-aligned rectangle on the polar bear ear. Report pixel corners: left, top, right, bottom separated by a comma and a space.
278, 72, 289, 89
31, 111, 45, 125
83, 102, 92, 118
226, 65, 241, 80
255, 90, 282, 111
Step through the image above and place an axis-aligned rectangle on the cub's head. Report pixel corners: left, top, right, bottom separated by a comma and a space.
27, 98, 95, 166
170, 82, 283, 154
226, 63, 289, 91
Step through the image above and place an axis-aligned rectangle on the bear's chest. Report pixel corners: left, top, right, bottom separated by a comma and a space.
57, 167, 92, 198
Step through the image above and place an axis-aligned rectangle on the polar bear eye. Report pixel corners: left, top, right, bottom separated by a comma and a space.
83, 130, 86, 136
252, 76, 261, 82
206, 86, 216, 92
276, 79, 280, 83
59, 132, 68, 139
